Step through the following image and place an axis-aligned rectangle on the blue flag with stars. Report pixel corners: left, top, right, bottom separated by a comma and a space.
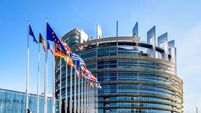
46, 23, 66, 53
29, 24, 38, 43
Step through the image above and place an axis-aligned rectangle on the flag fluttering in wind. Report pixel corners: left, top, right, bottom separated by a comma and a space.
46, 23, 59, 42
39, 33, 46, 52
55, 48, 66, 60
47, 41, 54, 55
27, 22, 101, 113
54, 42, 67, 60
46, 23, 66, 53
61, 41, 71, 56
29, 25, 38, 43
67, 58, 74, 66
72, 52, 86, 66
80, 66, 90, 79
46, 22, 101, 89
80, 65, 101, 88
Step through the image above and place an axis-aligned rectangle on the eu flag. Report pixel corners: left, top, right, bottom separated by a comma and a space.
29, 25, 38, 43
46, 23, 66, 52
46, 23, 61, 42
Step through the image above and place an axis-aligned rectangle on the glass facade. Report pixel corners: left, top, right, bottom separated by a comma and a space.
0, 88, 58, 113
75, 37, 183, 113
59, 27, 183, 113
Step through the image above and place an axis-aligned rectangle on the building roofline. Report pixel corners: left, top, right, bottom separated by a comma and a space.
0, 88, 52, 98
61, 28, 80, 41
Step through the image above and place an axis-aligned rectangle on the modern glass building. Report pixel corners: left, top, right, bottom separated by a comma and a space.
57, 24, 183, 113
0, 88, 58, 113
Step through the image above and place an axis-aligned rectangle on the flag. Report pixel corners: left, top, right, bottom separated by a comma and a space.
67, 58, 74, 66
72, 53, 81, 64
72, 53, 86, 66
46, 23, 59, 42
94, 82, 102, 89
55, 43, 67, 59
29, 25, 38, 43
46, 23, 66, 53
47, 41, 54, 55
79, 59, 86, 67
39, 33, 46, 52
89, 75, 97, 82
81, 66, 101, 89
61, 41, 71, 55
55, 48, 66, 60
80, 67, 89, 79
80, 66, 92, 79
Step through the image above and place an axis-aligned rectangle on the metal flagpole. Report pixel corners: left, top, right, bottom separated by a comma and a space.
93, 89, 95, 112
86, 81, 88, 113
86, 84, 88, 113
91, 89, 93, 112
88, 87, 90, 113
87, 81, 88, 113
96, 88, 98, 113
81, 76, 84, 113
89, 86, 90, 112
83, 79, 85, 113
65, 57, 68, 113
26, 26, 30, 113
95, 89, 96, 113
196, 107, 198, 113
59, 56, 62, 113
36, 40, 40, 113
82, 78, 85, 113
94, 89, 95, 113
44, 41, 48, 113
90, 88, 92, 112
74, 67, 77, 113
95, 88, 97, 113
94, 89, 96, 113
52, 44, 55, 113
90, 87, 92, 112
84, 80, 87, 113
87, 85, 88, 113
94, 89, 95, 112
116, 20, 118, 37
78, 67, 80, 113
70, 65, 73, 113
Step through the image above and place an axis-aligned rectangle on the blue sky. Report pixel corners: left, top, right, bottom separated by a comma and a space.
0, 0, 201, 112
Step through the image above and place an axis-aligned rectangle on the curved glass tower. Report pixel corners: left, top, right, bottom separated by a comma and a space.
59, 25, 183, 113
77, 37, 183, 113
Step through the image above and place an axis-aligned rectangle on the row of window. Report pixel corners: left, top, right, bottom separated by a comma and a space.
98, 109, 178, 113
